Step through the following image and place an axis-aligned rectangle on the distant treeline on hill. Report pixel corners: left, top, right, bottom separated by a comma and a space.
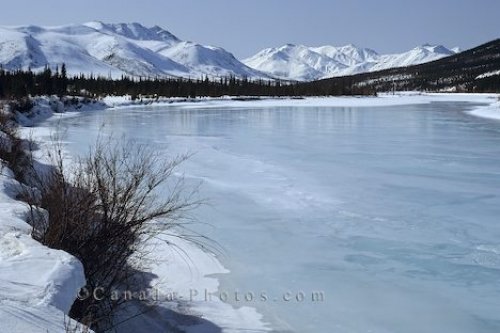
1, 38, 499, 99
312, 39, 500, 94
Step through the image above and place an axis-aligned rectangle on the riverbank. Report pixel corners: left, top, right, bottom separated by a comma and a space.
0, 103, 87, 332
14, 96, 273, 333
468, 99, 500, 120
12, 93, 500, 126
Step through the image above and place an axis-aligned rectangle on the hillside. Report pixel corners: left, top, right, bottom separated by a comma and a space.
299, 39, 500, 94
0, 22, 268, 80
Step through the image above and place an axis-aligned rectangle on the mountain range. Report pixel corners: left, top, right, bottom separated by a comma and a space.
0, 21, 266, 80
243, 43, 459, 81
0, 21, 459, 81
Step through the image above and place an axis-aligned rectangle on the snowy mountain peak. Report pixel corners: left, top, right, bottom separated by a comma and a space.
243, 44, 352, 81
83, 20, 106, 30
83, 21, 180, 42
414, 44, 454, 55
150, 25, 180, 42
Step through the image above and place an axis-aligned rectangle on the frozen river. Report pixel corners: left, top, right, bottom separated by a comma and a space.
39, 99, 500, 333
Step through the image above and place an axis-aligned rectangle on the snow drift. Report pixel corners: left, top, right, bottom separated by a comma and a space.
0, 168, 87, 332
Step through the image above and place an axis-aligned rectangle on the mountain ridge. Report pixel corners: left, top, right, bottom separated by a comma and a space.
0, 21, 268, 80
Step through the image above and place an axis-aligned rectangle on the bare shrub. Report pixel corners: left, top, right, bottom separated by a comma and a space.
25, 137, 200, 331
0, 108, 35, 183
8, 96, 34, 113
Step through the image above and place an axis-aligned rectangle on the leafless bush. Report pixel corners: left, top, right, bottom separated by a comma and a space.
8, 96, 34, 113
24, 137, 200, 331
0, 109, 35, 182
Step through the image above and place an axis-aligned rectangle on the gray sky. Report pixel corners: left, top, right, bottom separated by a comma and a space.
1, 0, 498, 58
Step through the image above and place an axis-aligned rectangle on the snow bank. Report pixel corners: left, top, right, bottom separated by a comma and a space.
468, 99, 500, 121
0, 99, 90, 332
15, 96, 107, 126
114, 234, 270, 333
0, 167, 87, 332
102, 95, 200, 109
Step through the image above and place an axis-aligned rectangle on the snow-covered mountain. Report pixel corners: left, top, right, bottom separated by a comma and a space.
243, 43, 459, 81
0, 21, 460, 82
0, 22, 268, 79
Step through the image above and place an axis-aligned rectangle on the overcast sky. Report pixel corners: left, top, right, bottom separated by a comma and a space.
0, 0, 498, 58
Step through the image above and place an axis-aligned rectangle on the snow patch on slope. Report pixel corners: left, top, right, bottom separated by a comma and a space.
476, 70, 500, 79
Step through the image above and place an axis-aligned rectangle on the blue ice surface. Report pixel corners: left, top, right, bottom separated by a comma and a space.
42, 101, 500, 333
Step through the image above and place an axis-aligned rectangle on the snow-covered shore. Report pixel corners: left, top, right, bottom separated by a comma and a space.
0, 155, 86, 331
468, 99, 500, 121
103, 92, 496, 108
1, 92, 498, 332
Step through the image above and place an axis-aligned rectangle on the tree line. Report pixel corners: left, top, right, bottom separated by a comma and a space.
0, 65, 377, 99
